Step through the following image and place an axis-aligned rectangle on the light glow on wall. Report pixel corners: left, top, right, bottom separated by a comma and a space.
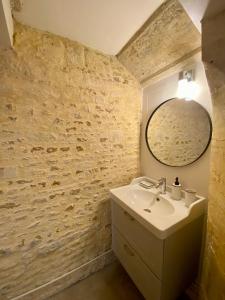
177, 70, 200, 101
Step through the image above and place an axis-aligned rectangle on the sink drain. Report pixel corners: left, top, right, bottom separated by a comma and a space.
144, 208, 151, 213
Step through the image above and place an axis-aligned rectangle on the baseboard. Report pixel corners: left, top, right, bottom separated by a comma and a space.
11, 249, 115, 300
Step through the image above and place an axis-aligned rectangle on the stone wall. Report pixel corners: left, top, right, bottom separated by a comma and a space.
200, 63, 225, 300
0, 23, 141, 299
117, 0, 201, 85
200, 6, 225, 299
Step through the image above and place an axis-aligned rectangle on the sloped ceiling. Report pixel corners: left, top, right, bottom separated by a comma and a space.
117, 0, 201, 84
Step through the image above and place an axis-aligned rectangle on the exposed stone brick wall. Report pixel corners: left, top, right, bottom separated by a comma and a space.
0, 23, 141, 299
200, 63, 225, 300
200, 8, 225, 300
117, 0, 201, 85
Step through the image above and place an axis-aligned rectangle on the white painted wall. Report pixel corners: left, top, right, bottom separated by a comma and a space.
0, 0, 13, 48
141, 62, 212, 197
179, 0, 209, 32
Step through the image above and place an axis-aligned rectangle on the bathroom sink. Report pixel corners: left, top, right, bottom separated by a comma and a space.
110, 177, 207, 239
126, 189, 175, 216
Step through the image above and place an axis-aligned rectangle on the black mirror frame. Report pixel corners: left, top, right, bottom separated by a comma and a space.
145, 98, 213, 167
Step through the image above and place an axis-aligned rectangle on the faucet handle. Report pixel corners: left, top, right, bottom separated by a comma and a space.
156, 177, 166, 194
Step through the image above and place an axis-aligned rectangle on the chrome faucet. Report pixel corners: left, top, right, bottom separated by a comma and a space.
155, 177, 166, 194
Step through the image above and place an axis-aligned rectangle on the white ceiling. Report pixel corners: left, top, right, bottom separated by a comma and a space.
13, 0, 165, 55
179, 0, 209, 32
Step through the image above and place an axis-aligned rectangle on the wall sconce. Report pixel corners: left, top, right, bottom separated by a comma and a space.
177, 69, 199, 101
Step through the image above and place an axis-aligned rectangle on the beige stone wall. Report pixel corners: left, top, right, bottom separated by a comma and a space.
200, 6, 225, 300
0, 23, 141, 299
200, 63, 225, 300
117, 0, 201, 85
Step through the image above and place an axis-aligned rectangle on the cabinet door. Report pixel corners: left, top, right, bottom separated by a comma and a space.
112, 201, 163, 279
113, 226, 161, 300
161, 216, 204, 300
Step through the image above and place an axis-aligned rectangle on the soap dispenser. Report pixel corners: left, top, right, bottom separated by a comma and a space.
171, 177, 182, 200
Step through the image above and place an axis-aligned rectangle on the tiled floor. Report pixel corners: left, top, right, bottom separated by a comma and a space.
47, 262, 144, 300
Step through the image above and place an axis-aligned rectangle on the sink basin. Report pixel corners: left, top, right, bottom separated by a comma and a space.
110, 177, 207, 239
126, 189, 175, 216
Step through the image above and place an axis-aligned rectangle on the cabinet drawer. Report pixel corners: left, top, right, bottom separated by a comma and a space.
112, 201, 163, 278
113, 226, 161, 300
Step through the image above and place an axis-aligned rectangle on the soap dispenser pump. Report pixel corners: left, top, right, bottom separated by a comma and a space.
175, 177, 179, 185
171, 177, 182, 200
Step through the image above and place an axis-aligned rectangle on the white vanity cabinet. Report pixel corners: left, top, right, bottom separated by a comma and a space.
112, 201, 204, 300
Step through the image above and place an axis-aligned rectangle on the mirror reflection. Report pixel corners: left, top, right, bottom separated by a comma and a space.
145, 98, 212, 167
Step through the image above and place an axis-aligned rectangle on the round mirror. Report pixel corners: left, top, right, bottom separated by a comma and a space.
145, 98, 212, 167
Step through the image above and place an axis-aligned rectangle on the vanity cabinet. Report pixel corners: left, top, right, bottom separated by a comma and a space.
112, 201, 204, 300
112, 200, 163, 278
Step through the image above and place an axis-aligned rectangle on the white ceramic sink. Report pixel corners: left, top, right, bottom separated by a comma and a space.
126, 189, 175, 216
110, 177, 207, 239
